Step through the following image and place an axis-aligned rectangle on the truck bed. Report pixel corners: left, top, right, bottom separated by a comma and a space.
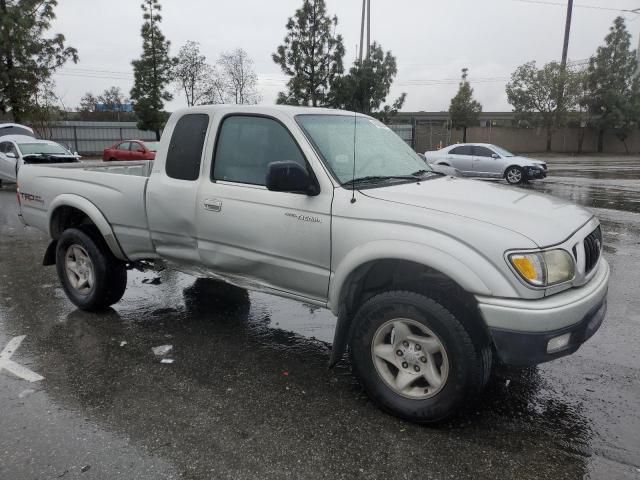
18, 160, 156, 260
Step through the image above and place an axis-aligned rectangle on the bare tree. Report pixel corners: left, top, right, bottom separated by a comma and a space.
173, 41, 211, 106
217, 48, 260, 105
97, 86, 128, 111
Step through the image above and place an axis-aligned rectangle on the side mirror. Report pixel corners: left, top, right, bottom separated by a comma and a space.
491, 153, 500, 159
266, 161, 318, 195
6, 152, 16, 159
136, 148, 145, 153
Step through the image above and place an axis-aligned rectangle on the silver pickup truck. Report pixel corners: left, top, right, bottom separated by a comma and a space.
17, 105, 609, 423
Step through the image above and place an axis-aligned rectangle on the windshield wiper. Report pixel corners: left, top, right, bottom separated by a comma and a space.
342, 175, 422, 187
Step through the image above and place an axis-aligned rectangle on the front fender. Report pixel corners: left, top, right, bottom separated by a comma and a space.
48, 194, 128, 261
327, 239, 518, 315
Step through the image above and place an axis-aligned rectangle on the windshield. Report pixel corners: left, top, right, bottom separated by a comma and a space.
18, 142, 70, 156
491, 145, 514, 157
296, 114, 432, 185
144, 141, 159, 152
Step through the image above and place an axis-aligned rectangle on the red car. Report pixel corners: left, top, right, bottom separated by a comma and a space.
103, 140, 159, 161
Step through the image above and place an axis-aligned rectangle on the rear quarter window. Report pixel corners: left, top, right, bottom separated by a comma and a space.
166, 113, 209, 181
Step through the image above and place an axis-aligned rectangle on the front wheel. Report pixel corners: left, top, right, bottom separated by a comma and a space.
349, 291, 491, 423
505, 166, 524, 184
55, 227, 127, 311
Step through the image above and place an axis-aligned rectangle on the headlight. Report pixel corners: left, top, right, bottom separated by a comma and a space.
508, 249, 575, 287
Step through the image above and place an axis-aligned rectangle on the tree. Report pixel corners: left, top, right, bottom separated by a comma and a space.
130, 0, 174, 140
272, 0, 344, 106
173, 40, 212, 107
218, 48, 260, 105
583, 16, 640, 153
98, 86, 128, 111
328, 42, 405, 120
0, 0, 78, 123
79, 92, 98, 113
506, 61, 580, 152
449, 68, 482, 142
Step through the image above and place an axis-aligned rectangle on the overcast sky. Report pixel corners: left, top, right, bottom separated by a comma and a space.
51, 0, 640, 113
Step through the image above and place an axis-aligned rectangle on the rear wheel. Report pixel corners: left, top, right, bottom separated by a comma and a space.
349, 290, 491, 423
505, 166, 524, 184
55, 227, 127, 311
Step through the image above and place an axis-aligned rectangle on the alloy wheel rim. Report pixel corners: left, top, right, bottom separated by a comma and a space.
371, 318, 449, 399
507, 168, 522, 183
65, 244, 95, 295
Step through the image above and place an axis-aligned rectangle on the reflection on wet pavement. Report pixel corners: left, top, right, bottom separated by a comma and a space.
1, 155, 639, 479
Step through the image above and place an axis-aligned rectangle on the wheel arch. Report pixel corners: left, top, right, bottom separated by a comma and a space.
328, 244, 498, 366
48, 194, 127, 262
503, 164, 523, 177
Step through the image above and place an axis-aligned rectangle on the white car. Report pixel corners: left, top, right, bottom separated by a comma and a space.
424, 143, 547, 184
0, 134, 80, 186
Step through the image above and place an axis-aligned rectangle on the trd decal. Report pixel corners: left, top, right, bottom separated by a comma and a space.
19, 192, 44, 204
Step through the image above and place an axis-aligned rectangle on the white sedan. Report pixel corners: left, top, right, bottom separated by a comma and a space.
424, 143, 547, 184
0, 135, 80, 186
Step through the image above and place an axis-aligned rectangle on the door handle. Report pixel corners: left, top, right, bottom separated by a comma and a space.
203, 198, 222, 212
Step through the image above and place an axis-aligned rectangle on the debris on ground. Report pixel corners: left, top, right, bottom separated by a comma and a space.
119, 341, 127, 347
80, 465, 91, 473
505, 379, 511, 387
160, 358, 175, 364
18, 389, 36, 399
142, 277, 162, 285
152, 345, 173, 356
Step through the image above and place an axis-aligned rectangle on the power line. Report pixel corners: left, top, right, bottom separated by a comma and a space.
512, 0, 640, 13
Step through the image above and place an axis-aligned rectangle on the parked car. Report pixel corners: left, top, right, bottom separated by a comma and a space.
424, 143, 547, 184
103, 140, 159, 161
0, 135, 79, 186
0, 122, 35, 137
17, 105, 608, 423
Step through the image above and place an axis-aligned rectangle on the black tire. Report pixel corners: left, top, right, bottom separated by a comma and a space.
504, 166, 524, 185
55, 227, 127, 311
349, 290, 491, 423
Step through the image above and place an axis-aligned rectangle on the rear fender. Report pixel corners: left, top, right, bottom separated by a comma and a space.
48, 194, 128, 261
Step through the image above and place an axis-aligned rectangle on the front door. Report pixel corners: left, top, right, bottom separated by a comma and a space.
472, 146, 503, 177
196, 114, 332, 302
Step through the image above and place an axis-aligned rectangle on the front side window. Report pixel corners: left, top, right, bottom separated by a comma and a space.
118, 142, 131, 151
296, 115, 431, 185
213, 115, 306, 186
166, 113, 209, 181
473, 146, 495, 157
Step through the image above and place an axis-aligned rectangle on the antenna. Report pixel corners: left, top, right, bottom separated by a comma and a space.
351, 110, 357, 204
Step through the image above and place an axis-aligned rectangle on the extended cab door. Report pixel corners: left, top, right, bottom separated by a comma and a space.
195, 114, 333, 303
146, 113, 211, 265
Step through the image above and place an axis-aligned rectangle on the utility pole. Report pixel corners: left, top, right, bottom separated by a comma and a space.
358, 0, 371, 63
359, 0, 366, 64
560, 0, 573, 69
366, 0, 371, 60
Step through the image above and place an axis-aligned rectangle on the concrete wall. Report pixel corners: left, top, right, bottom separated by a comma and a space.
416, 124, 640, 154
34, 121, 157, 155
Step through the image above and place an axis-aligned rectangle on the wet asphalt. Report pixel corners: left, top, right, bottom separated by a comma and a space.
0, 155, 639, 479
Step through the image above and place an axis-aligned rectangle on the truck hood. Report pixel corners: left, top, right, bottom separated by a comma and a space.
362, 177, 593, 247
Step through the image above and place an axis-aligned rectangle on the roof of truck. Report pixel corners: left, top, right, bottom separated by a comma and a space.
1, 135, 58, 144
171, 104, 363, 118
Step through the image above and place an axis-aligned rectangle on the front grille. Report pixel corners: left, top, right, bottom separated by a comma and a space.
583, 226, 602, 274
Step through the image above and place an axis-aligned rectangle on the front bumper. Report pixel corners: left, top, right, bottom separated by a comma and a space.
525, 166, 547, 180
477, 259, 609, 366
